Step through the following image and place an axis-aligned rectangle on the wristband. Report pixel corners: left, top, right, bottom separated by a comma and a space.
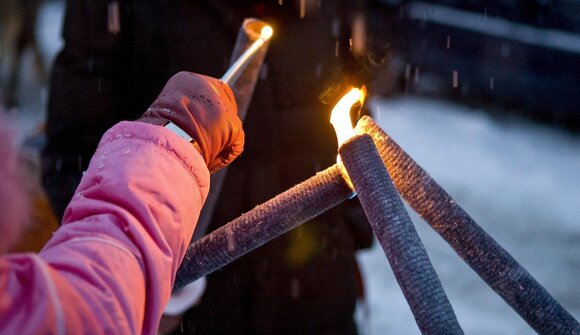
164, 121, 194, 143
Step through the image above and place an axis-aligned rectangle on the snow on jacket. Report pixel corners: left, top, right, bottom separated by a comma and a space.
0, 121, 209, 334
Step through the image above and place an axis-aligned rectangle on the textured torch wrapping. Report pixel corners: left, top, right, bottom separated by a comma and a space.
339, 134, 463, 335
175, 165, 353, 290
358, 116, 579, 334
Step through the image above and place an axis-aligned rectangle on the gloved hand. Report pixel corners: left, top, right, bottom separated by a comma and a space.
139, 71, 244, 173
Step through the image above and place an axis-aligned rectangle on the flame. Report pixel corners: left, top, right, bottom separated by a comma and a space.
330, 87, 366, 147
260, 26, 273, 40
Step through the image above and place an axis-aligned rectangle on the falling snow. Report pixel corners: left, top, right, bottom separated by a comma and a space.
5, 2, 579, 334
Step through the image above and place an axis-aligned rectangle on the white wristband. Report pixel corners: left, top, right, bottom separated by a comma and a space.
164, 121, 194, 143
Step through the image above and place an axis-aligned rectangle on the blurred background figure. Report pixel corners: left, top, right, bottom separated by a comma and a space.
8, 142, 59, 254
0, 0, 47, 110
0, 0, 59, 255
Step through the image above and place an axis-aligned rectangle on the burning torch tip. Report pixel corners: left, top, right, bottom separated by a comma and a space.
260, 26, 273, 40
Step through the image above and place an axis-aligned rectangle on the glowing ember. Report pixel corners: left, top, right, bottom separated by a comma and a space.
330, 87, 366, 147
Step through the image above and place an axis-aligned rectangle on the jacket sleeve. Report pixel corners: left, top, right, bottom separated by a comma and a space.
0, 121, 210, 334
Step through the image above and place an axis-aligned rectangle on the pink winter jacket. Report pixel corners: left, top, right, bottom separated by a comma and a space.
0, 121, 210, 334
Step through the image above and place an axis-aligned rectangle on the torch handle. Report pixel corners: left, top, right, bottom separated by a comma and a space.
339, 134, 463, 335
359, 116, 580, 334
175, 165, 353, 290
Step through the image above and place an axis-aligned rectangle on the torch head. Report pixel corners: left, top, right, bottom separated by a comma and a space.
260, 25, 273, 41
220, 18, 273, 111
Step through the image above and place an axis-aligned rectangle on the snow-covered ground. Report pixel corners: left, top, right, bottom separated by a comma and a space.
5, 2, 579, 334
358, 97, 580, 334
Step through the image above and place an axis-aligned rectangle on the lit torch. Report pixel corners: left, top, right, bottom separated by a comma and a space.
176, 89, 461, 335
193, 19, 273, 241
331, 89, 463, 334
221, 24, 273, 86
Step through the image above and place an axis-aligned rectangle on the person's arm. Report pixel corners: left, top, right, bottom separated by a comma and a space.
0, 120, 207, 334
0, 72, 243, 334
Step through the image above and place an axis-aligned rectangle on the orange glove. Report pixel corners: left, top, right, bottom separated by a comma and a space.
140, 72, 244, 173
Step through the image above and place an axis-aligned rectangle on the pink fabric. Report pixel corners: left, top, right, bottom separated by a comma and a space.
0, 115, 29, 253
0, 121, 209, 334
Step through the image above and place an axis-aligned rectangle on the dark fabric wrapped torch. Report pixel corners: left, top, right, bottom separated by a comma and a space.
357, 115, 579, 334
332, 89, 463, 335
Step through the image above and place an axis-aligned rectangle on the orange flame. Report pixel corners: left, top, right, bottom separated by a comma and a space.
330, 87, 366, 147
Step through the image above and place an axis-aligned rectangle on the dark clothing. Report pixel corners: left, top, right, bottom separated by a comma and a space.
43, 0, 238, 217
43, 1, 373, 333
